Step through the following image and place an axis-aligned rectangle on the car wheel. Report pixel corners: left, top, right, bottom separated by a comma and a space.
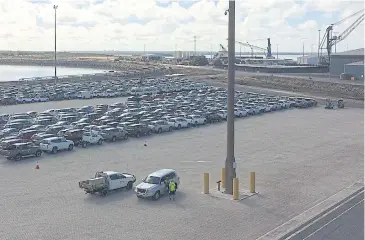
35, 151, 42, 157
126, 182, 133, 190
136, 132, 140, 138
97, 139, 103, 145
169, 127, 172, 132
68, 144, 74, 151
82, 142, 87, 148
124, 134, 128, 140
15, 154, 22, 161
187, 123, 191, 128
101, 189, 108, 196
111, 136, 116, 142
153, 191, 160, 200
158, 128, 162, 133
177, 124, 181, 130
195, 121, 198, 126
51, 147, 58, 154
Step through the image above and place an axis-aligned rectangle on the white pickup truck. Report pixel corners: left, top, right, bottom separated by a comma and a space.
79, 171, 136, 196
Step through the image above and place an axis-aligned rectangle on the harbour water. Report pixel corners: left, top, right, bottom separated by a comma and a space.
0, 65, 105, 82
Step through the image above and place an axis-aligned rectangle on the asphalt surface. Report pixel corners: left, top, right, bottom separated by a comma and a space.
0, 97, 363, 240
0, 97, 128, 115
288, 190, 364, 240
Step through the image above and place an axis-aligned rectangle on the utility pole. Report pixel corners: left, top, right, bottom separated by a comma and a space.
194, 36, 197, 56
53, 5, 58, 85
318, 30, 321, 59
276, 44, 279, 59
302, 42, 305, 57
225, 0, 236, 195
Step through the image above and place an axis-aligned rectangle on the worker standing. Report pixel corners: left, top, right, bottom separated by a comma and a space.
168, 179, 176, 201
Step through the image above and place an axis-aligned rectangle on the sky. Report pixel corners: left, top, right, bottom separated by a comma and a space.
0, 0, 364, 52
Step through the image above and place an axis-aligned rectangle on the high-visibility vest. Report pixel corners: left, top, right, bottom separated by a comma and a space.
169, 181, 176, 191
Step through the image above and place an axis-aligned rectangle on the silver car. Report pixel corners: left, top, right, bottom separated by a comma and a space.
150, 120, 173, 133
135, 169, 180, 200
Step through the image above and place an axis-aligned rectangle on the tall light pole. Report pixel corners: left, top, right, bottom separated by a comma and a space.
318, 30, 321, 59
276, 44, 279, 59
53, 5, 58, 85
224, 0, 236, 195
301, 37, 306, 57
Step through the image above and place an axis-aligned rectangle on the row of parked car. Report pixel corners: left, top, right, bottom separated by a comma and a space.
0, 84, 317, 161
0, 76, 202, 105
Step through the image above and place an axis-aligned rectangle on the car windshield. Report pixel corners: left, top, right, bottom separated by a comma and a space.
143, 176, 160, 184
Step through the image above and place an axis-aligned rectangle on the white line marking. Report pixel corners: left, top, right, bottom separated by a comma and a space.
303, 199, 364, 240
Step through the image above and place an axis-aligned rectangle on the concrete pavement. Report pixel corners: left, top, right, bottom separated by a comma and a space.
0, 102, 363, 240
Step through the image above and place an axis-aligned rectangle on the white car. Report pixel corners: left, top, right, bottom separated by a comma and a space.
234, 108, 248, 117
171, 117, 189, 129
39, 137, 74, 154
81, 132, 103, 148
188, 115, 207, 125
217, 110, 228, 120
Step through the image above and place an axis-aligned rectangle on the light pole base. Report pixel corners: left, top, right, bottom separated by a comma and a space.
206, 188, 258, 201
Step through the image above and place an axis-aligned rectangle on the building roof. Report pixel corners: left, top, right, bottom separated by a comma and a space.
332, 48, 364, 56
345, 61, 364, 66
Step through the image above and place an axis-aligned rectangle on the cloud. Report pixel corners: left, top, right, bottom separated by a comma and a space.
0, 0, 363, 52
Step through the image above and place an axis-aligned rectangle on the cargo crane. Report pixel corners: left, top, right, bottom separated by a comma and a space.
231, 38, 273, 58
319, 9, 364, 65
236, 41, 267, 58
213, 44, 228, 60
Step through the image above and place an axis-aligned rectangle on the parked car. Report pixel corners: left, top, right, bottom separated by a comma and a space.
0, 142, 42, 161
79, 171, 136, 196
135, 169, 180, 200
100, 127, 128, 142
125, 124, 152, 138
39, 137, 74, 154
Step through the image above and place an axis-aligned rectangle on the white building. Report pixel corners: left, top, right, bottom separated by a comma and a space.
297, 55, 319, 65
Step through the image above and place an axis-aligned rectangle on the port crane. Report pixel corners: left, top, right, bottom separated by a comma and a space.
213, 44, 228, 60
229, 38, 273, 58
319, 9, 364, 65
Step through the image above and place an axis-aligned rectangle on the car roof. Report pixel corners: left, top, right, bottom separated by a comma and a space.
149, 169, 176, 178
103, 171, 119, 175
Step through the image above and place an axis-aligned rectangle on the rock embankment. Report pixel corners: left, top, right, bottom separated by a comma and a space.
0, 58, 166, 72
174, 67, 363, 100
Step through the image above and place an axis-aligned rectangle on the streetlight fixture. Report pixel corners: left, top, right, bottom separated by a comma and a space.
53, 5, 58, 84
224, 0, 236, 195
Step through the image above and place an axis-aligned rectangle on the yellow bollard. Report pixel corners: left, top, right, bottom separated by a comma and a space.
250, 172, 256, 193
203, 173, 209, 194
233, 178, 239, 200
221, 168, 226, 189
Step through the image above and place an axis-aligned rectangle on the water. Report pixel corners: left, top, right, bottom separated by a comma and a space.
0, 65, 105, 82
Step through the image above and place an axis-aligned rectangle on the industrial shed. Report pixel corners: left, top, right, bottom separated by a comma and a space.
329, 48, 364, 77
342, 61, 364, 80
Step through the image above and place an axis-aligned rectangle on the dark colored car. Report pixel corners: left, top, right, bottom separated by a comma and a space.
125, 124, 152, 138
205, 112, 222, 123
63, 129, 84, 146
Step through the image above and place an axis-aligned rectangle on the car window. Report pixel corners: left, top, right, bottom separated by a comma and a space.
110, 174, 119, 180
118, 174, 126, 179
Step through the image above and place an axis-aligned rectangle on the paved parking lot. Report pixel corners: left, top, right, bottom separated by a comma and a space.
0, 103, 363, 240
0, 97, 128, 115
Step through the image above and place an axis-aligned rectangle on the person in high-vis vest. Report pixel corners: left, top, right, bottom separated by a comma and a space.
168, 179, 176, 201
